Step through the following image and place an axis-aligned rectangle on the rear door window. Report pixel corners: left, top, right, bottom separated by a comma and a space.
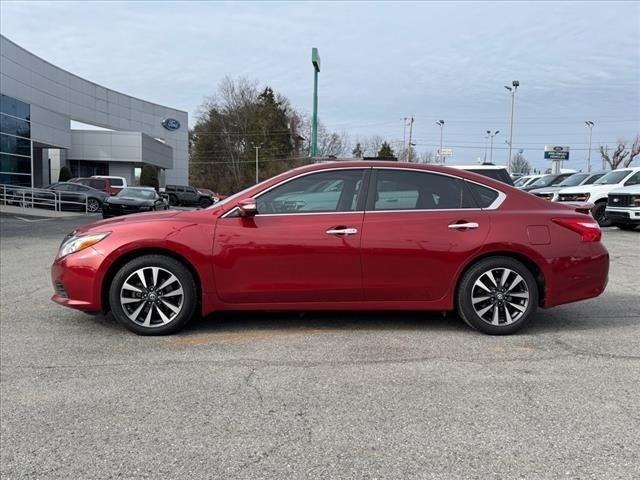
110, 178, 124, 186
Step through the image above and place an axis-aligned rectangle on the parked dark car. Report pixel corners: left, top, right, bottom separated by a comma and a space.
102, 187, 169, 219
19, 182, 108, 212
521, 173, 574, 192
165, 184, 214, 208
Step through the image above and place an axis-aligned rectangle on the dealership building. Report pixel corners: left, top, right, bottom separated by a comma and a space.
0, 35, 189, 188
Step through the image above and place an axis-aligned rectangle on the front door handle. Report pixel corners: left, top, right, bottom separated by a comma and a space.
326, 227, 358, 236
448, 222, 479, 230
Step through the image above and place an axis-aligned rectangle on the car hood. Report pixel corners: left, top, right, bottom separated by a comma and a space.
608, 185, 640, 195
74, 210, 182, 235
529, 186, 563, 194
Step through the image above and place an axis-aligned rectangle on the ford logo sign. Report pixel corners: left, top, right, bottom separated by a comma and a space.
553, 146, 564, 152
162, 118, 180, 131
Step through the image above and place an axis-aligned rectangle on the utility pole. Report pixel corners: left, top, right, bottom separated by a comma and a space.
402, 117, 408, 157
311, 48, 321, 159
406, 117, 414, 162
585, 121, 594, 172
436, 120, 445, 163
504, 80, 519, 173
251, 142, 262, 184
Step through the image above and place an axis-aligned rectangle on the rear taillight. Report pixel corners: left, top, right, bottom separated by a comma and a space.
552, 217, 602, 242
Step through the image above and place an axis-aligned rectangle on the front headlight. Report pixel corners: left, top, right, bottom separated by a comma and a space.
633, 195, 640, 206
57, 232, 110, 259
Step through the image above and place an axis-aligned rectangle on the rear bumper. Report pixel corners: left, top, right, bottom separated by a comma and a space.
51, 247, 104, 312
543, 242, 609, 308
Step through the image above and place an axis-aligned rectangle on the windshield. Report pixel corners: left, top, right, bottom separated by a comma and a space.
594, 170, 631, 185
557, 173, 589, 187
514, 177, 530, 186
117, 188, 155, 200
528, 175, 559, 188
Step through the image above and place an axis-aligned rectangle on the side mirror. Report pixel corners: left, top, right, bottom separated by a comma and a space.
238, 198, 258, 217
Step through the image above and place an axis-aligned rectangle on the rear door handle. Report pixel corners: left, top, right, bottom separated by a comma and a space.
326, 227, 358, 236
448, 222, 479, 230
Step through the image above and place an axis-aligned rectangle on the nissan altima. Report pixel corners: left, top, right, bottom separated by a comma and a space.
51, 162, 609, 335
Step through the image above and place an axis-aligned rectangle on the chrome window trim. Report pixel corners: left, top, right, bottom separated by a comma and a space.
220, 165, 507, 218
220, 167, 368, 219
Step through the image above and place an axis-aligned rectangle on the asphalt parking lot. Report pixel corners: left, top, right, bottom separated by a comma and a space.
1, 212, 639, 479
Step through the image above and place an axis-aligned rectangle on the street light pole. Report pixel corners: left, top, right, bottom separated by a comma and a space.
585, 121, 594, 172
504, 80, 519, 173
436, 120, 444, 163
407, 117, 414, 162
311, 48, 321, 159
484, 130, 490, 162
488, 130, 500, 163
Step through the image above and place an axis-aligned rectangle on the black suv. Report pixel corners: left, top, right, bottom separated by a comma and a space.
164, 185, 214, 208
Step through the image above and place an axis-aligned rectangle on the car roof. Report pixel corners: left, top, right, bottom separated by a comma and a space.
448, 164, 509, 170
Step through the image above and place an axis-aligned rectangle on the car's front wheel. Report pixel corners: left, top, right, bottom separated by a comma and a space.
87, 198, 101, 213
592, 201, 612, 227
198, 197, 213, 208
456, 256, 538, 335
109, 255, 197, 335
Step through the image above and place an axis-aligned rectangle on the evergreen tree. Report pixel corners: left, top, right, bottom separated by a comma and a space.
140, 165, 159, 190
58, 165, 72, 182
377, 141, 395, 160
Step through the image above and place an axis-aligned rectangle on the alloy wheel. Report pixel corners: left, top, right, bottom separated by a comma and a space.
87, 198, 100, 212
471, 267, 530, 326
119, 266, 185, 328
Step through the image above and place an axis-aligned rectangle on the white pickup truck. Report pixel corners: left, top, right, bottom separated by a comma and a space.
556, 167, 640, 226
606, 184, 640, 231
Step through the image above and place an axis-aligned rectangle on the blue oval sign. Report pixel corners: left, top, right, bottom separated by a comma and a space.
162, 118, 180, 131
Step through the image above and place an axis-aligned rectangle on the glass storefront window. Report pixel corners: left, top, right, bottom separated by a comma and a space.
0, 114, 31, 139
0, 95, 30, 121
0, 172, 32, 186
0, 153, 31, 174
0, 133, 31, 157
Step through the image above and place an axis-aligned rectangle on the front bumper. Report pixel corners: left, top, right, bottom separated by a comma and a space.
605, 207, 640, 225
51, 247, 105, 312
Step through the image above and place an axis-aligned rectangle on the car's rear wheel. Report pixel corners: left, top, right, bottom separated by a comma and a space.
87, 198, 101, 213
109, 255, 197, 335
592, 201, 611, 227
198, 197, 212, 208
168, 194, 179, 206
456, 256, 538, 335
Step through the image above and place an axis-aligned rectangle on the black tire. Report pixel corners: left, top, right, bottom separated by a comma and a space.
198, 197, 213, 208
456, 256, 538, 335
615, 224, 638, 231
108, 254, 197, 335
592, 201, 612, 227
168, 194, 179, 207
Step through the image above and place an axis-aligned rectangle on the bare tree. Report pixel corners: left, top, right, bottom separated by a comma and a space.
419, 150, 435, 164
360, 135, 385, 157
511, 152, 532, 174
599, 135, 640, 169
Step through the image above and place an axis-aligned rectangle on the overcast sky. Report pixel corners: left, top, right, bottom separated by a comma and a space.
1, 1, 639, 170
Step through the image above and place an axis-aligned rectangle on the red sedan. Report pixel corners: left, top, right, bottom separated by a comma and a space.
51, 162, 609, 335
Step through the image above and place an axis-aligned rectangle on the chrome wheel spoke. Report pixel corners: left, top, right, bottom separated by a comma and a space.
122, 282, 142, 293
137, 270, 147, 289
486, 270, 498, 287
504, 305, 513, 323
492, 305, 500, 325
162, 287, 183, 298
156, 305, 172, 324
160, 299, 181, 315
509, 292, 529, 299
142, 305, 153, 327
508, 301, 527, 313
507, 274, 523, 291
476, 304, 494, 318
475, 279, 491, 293
500, 268, 510, 288
126, 302, 146, 322
120, 296, 142, 305
151, 267, 159, 288
472, 295, 491, 305
157, 274, 178, 291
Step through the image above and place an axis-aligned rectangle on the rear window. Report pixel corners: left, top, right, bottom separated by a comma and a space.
165, 185, 176, 191
89, 179, 106, 189
109, 178, 124, 186
465, 168, 514, 185
465, 182, 500, 208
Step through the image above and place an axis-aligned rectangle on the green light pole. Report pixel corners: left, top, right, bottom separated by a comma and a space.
311, 48, 321, 159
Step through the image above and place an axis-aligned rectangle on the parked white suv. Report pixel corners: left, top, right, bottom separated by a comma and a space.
606, 184, 640, 231
557, 167, 640, 226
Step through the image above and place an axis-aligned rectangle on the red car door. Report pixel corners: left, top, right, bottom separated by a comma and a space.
213, 169, 368, 304
361, 168, 492, 302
